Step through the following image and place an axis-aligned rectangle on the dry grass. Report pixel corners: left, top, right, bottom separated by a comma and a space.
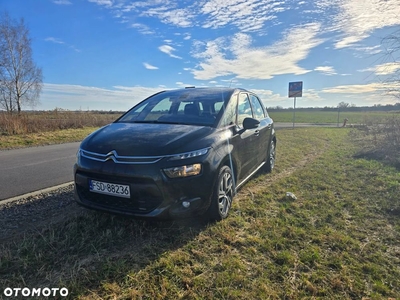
351, 115, 400, 168
0, 109, 120, 135
1, 128, 399, 299
0, 110, 121, 149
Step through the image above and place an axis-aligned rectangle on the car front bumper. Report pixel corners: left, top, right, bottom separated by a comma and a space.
73, 159, 215, 219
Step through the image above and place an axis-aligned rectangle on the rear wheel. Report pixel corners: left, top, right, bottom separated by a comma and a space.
265, 139, 276, 172
207, 166, 234, 221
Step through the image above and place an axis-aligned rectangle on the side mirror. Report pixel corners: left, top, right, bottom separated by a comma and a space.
243, 117, 260, 130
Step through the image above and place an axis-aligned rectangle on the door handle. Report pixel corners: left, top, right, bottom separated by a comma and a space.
254, 130, 260, 136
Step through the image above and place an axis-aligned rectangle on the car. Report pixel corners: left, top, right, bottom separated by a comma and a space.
74, 87, 276, 220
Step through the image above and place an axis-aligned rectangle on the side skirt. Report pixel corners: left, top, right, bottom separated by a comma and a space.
235, 161, 265, 191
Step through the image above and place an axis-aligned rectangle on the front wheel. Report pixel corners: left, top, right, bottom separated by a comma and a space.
207, 165, 234, 221
265, 139, 276, 173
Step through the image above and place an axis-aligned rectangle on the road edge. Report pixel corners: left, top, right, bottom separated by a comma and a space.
0, 181, 74, 207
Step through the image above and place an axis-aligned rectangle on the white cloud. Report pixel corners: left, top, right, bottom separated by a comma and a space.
192, 23, 324, 80
45, 37, 80, 52
354, 45, 382, 55
360, 62, 400, 76
314, 66, 337, 76
141, 5, 194, 27
303, 89, 323, 102
143, 63, 159, 70
52, 0, 72, 5
320, 82, 400, 105
175, 82, 196, 88
91, 0, 286, 34
322, 82, 395, 94
41, 83, 162, 110
88, 0, 113, 7
159, 45, 182, 59
45, 37, 65, 44
331, 0, 400, 49
201, 0, 285, 32
130, 23, 154, 35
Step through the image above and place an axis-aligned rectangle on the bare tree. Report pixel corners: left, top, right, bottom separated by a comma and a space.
0, 13, 42, 114
381, 28, 400, 99
337, 101, 350, 109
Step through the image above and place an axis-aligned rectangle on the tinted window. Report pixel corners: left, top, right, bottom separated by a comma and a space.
249, 94, 265, 120
144, 97, 171, 121
237, 93, 252, 128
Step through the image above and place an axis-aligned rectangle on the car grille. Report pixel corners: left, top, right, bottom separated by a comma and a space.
81, 149, 163, 164
75, 173, 163, 214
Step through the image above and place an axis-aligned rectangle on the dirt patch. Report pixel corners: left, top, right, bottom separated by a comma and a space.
237, 148, 324, 200
0, 184, 85, 243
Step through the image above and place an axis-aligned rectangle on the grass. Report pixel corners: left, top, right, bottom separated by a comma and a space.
0, 127, 98, 149
0, 109, 120, 150
0, 110, 119, 135
1, 109, 399, 150
269, 110, 400, 124
0, 127, 399, 299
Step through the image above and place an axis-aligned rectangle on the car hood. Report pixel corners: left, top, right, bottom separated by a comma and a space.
80, 122, 214, 156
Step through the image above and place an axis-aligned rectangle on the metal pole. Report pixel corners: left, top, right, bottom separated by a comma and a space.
292, 97, 296, 129
337, 107, 340, 127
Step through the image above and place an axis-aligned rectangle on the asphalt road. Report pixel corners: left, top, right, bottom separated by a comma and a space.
0, 123, 339, 201
0, 142, 80, 200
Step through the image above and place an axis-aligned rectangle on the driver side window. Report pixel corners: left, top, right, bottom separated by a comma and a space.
237, 93, 252, 128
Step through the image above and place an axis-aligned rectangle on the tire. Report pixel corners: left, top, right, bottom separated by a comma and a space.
207, 165, 234, 221
265, 139, 276, 173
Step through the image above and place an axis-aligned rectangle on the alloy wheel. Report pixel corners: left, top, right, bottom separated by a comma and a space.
269, 141, 276, 170
218, 170, 233, 217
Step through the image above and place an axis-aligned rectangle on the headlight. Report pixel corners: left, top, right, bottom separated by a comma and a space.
76, 149, 82, 164
163, 163, 202, 178
168, 148, 210, 161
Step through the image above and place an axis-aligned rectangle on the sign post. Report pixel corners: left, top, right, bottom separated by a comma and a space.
288, 81, 303, 128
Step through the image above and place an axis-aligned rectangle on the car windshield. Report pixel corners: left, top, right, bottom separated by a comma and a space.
117, 89, 233, 127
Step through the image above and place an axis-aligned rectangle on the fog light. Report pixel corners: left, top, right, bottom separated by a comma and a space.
182, 201, 190, 208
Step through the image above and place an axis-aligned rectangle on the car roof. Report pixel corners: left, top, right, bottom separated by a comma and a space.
158, 87, 249, 100
158, 87, 251, 98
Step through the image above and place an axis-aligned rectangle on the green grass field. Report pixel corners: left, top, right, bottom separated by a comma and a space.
1, 127, 399, 299
269, 110, 400, 124
1, 110, 399, 150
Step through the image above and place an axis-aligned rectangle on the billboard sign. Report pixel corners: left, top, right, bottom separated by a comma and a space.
288, 81, 303, 98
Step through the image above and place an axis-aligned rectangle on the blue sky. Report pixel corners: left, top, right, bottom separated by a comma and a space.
1, 0, 400, 111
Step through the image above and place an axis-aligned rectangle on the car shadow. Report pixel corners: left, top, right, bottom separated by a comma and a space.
0, 192, 211, 298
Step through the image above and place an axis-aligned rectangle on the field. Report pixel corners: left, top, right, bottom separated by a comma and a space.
1, 127, 399, 299
0, 110, 120, 149
269, 110, 400, 124
1, 109, 399, 149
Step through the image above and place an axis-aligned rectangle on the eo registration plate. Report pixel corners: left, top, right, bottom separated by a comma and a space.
89, 180, 130, 198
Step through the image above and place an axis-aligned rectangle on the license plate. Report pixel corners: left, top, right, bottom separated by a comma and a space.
89, 180, 130, 198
